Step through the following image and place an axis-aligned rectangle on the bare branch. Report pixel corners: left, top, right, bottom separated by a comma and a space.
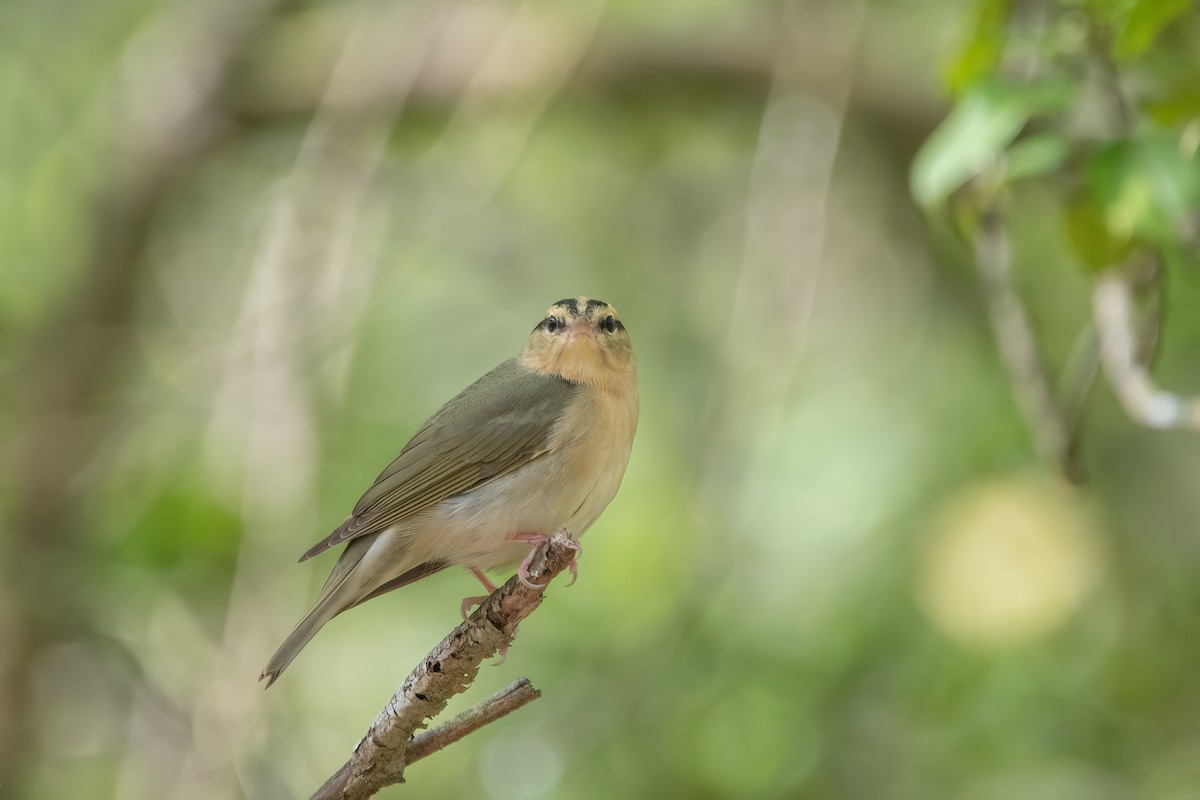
1093, 267, 1200, 430
974, 210, 1082, 480
311, 530, 579, 800
405, 678, 541, 764
1057, 321, 1100, 463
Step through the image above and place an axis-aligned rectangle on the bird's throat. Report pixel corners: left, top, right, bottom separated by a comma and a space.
520, 338, 636, 394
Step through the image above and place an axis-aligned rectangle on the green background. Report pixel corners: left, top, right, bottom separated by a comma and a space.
3, 1, 1200, 798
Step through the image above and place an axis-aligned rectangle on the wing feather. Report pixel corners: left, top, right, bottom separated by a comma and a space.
299, 359, 576, 561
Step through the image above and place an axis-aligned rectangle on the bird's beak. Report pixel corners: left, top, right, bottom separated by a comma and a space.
563, 316, 594, 341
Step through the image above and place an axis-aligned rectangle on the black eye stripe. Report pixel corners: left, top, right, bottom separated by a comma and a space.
552, 298, 580, 316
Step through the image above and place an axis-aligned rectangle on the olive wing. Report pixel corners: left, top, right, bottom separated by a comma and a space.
300, 359, 577, 561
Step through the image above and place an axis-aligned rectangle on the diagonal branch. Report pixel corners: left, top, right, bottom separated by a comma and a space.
405, 678, 541, 764
974, 209, 1083, 481
311, 530, 580, 800
1056, 320, 1100, 455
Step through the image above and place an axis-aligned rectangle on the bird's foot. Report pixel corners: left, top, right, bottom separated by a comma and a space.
460, 595, 489, 622
512, 532, 582, 589
461, 567, 499, 621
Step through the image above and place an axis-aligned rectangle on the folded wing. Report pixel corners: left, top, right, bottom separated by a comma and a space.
299, 359, 577, 561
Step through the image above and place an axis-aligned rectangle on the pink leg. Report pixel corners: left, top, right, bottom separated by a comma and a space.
469, 567, 497, 593
511, 533, 582, 589
461, 567, 499, 621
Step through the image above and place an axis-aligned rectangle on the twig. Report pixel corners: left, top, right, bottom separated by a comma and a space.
1083, 17, 1198, 429
974, 209, 1082, 480
405, 678, 542, 764
1056, 321, 1099, 469
1093, 267, 1200, 429
1088, 21, 1136, 137
311, 530, 580, 800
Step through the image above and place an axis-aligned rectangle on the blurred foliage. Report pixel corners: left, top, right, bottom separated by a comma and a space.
3, 1, 1200, 800
913, 0, 1200, 268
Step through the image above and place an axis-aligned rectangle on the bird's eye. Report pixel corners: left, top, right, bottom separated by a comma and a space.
544, 316, 560, 333
601, 315, 617, 334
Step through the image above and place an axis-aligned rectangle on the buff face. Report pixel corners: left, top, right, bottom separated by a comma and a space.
519, 297, 635, 392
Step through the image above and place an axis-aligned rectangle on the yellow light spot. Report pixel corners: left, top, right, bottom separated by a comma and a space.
917, 476, 1105, 650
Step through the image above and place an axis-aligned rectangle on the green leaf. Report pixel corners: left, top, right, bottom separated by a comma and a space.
1002, 135, 1072, 183
946, 0, 1011, 92
1086, 135, 1200, 247
1145, 83, 1200, 127
912, 80, 1073, 208
1064, 198, 1133, 271
1114, 0, 1194, 60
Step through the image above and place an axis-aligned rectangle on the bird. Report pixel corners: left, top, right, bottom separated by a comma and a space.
260, 297, 639, 687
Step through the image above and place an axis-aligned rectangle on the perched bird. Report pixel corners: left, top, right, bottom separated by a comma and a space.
261, 297, 638, 687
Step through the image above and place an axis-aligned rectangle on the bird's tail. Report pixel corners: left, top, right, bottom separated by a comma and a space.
259, 584, 347, 688
260, 538, 372, 688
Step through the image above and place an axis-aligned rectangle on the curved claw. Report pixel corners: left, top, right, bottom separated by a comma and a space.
460, 595, 488, 622
516, 538, 548, 588
559, 537, 582, 587
513, 531, 583, 589
517, 569, 544, 590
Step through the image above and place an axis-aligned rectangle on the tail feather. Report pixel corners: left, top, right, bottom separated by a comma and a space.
260, 538, 374, 688
259, 589, 345, 688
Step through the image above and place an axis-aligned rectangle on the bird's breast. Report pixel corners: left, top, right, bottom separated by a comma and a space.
416, 381, 638, 569
549, 382, 639, 533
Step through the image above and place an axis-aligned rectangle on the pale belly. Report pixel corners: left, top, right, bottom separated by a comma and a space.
365, 389, 638, 576
425, 447, 629, 570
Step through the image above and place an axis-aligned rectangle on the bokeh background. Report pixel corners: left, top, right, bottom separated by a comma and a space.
4, 0, 1200, 798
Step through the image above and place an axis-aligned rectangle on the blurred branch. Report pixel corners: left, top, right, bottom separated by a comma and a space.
0, 0, 287, 790
1088, 20, 1135, 136
230, 2, 939, 143
680, 0, 864, 685
974, 209, 1083, 480
1057, 321, 1100, 452
1082, 15, 1199, 430
311, 531, 578, 800
1093, 261, 1200, 429
170, 6, 442, 794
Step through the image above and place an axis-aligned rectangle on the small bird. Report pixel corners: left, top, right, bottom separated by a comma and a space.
261, 297, 639, 686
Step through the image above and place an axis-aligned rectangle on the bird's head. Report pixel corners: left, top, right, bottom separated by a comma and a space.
520, 297, 635, 391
